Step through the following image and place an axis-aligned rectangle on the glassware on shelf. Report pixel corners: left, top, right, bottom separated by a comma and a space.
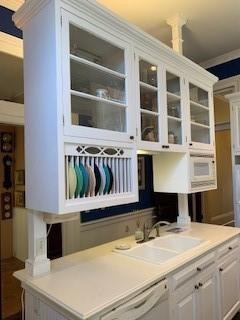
139, 60, 158, 87
141, 113, 158, 142
166, 72, 180, 96
189, 83, 209, 107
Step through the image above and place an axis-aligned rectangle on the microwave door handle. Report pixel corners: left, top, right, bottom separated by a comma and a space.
101, 280, 167, 320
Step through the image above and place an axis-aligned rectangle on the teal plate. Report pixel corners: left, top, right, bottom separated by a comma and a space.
79, 163, 89, 197
98, 164, 106, 195
103, 164, 110, 195
74, 165, 83, 197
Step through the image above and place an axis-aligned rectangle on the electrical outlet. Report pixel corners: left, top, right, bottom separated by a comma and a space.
36, 237, 46, 256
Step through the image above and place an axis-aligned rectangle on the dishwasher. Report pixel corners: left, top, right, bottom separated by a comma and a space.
100, 279, 169, 320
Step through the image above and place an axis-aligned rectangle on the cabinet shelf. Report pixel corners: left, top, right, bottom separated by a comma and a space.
168, 115, 182, 122
190, 100, 209, 110
70, 54, 126, 79
191, 121, 210, 129
139, 81, 158, 92
140, 108, 159, 116
167, 91, 181, 102
71, 90, 127, 109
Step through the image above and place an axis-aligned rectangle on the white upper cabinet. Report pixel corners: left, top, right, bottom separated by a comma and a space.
188, 81, 215, 150
13, 0, 218, 213
62, 11, 135, 144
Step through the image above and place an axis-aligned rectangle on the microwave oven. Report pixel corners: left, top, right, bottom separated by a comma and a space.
190, 154, 216, 189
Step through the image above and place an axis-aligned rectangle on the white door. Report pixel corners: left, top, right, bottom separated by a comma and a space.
219, 256, 240, 320
172, 280, 197, 320
197, 270, 217, 320
61, 10, 135, 144
187, 80, 214, 151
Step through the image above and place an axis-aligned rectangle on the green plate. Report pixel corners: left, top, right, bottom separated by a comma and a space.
74, 165, 83, 197
103, 164, 110, 195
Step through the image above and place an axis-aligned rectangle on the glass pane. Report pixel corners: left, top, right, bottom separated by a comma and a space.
141, 113, 158, 142
191, 124, 210, 144
190, 103, 209, 126
70, 24, 125, 74
167, 94, 181, 118
139, 60, 157, 87
189, 83, 208, 107
71, 59, 125, 104
194, 163, 210, 176
140, 85, 158, 112
168, 119, 182, 144
71, 95, 126, 132
166, 72, 180, 96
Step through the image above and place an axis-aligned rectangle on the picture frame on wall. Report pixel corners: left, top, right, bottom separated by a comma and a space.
14, 191, 25, 208
138, 156, 145, 190
15, 170, 25, 185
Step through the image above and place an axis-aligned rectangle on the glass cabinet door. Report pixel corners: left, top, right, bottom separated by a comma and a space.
62, 12, 133, 142
138, 59, 159, 143
166, 71, 183, 145
189, 83, 210, 145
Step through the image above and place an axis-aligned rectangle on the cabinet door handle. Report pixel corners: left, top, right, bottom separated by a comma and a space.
197, 267, 202, 272
219, 268, 223, 272
195, 285, 199, 290
228, 246, 233, 250
199, 282, 203, 287
189, 143, 193, 146
130, 136, 134, 140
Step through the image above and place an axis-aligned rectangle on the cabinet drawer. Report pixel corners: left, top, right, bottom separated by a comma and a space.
172, 252, 215, 289
217, 237, 240, 260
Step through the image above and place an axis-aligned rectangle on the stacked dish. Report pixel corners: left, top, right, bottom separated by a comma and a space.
68, 162, 114, 199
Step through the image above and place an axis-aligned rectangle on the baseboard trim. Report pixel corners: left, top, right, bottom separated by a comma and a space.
209, 211, 234, 225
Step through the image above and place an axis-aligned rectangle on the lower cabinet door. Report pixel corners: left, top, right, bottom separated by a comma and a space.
172, 280, 197, 320
197, 270, 217, 320
219, 256, 240, 320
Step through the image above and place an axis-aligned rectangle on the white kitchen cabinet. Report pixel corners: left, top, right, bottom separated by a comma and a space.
218, 253, 240, 320
188, 80, 215, 151
13, 0, 217, 214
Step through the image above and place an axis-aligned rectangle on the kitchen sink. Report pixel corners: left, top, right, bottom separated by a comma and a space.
149, 235, 204, 253
118, 245, 178, 264
115, 234, 206, 265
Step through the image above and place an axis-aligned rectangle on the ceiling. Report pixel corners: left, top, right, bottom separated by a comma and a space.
0, 52, 23, 103
97, 0, 240, 63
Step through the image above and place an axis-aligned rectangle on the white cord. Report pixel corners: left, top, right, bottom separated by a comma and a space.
21, 288, 25, 320
47, 224, 53, 237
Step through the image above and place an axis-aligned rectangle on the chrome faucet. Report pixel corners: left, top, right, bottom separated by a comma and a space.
139, 220, 171, 243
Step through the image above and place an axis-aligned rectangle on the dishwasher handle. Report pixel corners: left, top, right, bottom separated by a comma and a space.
101, 279, 168, 320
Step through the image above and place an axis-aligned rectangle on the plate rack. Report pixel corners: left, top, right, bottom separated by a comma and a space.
65, 144, 136, 204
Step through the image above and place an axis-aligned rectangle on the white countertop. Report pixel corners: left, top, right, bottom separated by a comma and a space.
15, 222, 240, 319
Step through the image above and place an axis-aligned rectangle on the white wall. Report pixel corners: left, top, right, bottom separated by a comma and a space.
13, 207, 28, 261
62, 208, 154, 256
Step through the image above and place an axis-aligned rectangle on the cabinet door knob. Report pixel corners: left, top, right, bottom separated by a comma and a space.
199, 282, 203, 287
189, 143, 193, 146
130, 136, 134, 140
228, 246, 233, 250
197, 267, 202, 272
195, 285, 199, 290
219, 268, 223, 272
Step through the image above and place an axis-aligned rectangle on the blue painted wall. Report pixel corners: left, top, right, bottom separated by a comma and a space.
0, 6, 22, 38
207, 58, 240, 80
81, 155, 154, 222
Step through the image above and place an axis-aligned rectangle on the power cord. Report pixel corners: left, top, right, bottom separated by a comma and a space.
21, 288, 25, 320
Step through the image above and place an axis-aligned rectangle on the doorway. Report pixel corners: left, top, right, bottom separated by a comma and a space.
203, 96, 234, 225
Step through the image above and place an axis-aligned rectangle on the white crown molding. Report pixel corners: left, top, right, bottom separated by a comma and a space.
13, 0, 217, 84
200, 48, 240, 69
0, 0, 24, 11
0, 31, 23, 58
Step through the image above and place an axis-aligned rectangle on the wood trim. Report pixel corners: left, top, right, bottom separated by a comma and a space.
210, 211, 234, 225
0, 31, 23, 58
0, 100, 24, 125
0, 0, 23, 11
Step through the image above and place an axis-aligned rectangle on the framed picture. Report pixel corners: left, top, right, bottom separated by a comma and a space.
15, 170, 25, 185
138, 156, 145, 190
15, 191, 25, 208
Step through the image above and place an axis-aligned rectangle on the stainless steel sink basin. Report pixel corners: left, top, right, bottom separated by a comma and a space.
150, 235, 204, 253
115, 234, 205, 265
118, 244, 178, 264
